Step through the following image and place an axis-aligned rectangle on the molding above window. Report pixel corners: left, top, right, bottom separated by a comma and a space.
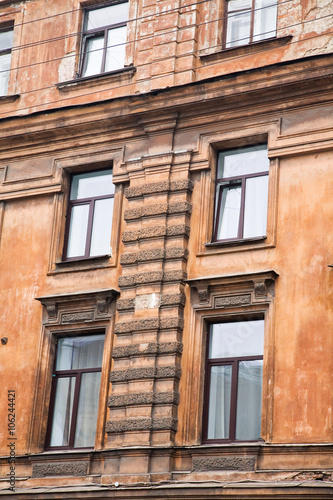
199, 36, 293, 64
57, 66, 136, 92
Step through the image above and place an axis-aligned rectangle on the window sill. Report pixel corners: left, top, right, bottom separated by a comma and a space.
199, 36, 293, 63
0, 94, 20, 103
57, 66, 136, 92
199, 236, 274, 256
205, 236, 267, 247
48, 254, 114, 275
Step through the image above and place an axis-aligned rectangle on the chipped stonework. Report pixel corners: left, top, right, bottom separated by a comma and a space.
106, 417, 177, 433
33, 462, 88, 478
110, 366, 181, 382
193, 457, 256, 472
214, 294, 251, 308
135, 293, 161, 310
108, 391, 179, 407
112, 341, 183, 358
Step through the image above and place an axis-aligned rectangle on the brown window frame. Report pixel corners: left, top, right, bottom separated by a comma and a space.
63, 169, 114, 262
45, 332, 105, 451
80, 1, 128, 78
223, 0, 277, 49
212, 145, 269, 243
202, 320, 264, 444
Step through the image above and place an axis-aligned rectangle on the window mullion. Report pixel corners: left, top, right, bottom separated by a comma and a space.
101, 28, 108, 73
85, 200, 95, 257
250, 0, 256, 42
229, 360, 238, 441
68, 372, 81, 448
238, 178, 246, 239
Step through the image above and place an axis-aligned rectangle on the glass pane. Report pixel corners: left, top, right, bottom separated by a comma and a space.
209, 320, 265, 359
70, 170, 114, 200
66, 204, 89, 258
226, 10, 251, 48
0, 52, 11, 96
243, 175, 269, 238
49, 377, 75, 447
82, 36, 104, 77
74, 372, 102, 447
218, 145, 269, 178
253, 0, 277, 42
207, 365, 232, 439
216, 185, 241, 240
0, 29, 13, 51
56, 335, 105, 371
235, 360, 263, 440
86, 3, 129, 30
90, 198, 113, 256
105, 26, 127, 72
227, 0, 252, 10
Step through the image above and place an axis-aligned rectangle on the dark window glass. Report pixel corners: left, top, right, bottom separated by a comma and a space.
204, 320, 264, 442
47, 334, 105, 449
213, 145, 269, 242
0, 27, 14, 96
225, 0, 277, 48
64, 169, 114, 260
81, 2, 129, 77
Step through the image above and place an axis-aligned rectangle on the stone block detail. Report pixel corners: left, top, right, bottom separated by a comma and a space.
124, 202, 192, 221
114, 318, 159, 334
192, 457, 256, 472
32, 462, 88, 478
160, 317, 184, 330
123, 225, 190, 243
112, 341, 183, 358
214, 294, 251, 308
167, 201, 192, 215
108, 391, 179, 407
116, 298, 135, 311
166, 224, 190, 238
160, 293, 186, 307
120, 248, 188, 266
163, 270, 187, 282
125, 180, 193, 199
106, 417, 177, 433
110, 366, 181, 382
118, 271, 163, 288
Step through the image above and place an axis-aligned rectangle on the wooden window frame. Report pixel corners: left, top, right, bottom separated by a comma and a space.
63, 169, 114, 262
223, 0, 277, 49
212, 145, 269, 243
202, 320, 264, 444
45, 332, 105, 451
80, 1, 128, 77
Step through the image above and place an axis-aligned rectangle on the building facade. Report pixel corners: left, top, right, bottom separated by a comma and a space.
0, 0, 333, 497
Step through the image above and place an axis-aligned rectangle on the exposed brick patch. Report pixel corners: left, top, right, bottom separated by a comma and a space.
110, 366, 181, 382
112, 341, 183, 358
193, 457, 256, 472
108, 391, 179, 407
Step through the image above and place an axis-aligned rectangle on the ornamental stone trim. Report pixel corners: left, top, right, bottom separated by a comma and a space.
122, 225, 190, 243
112, 341, 183, 358
160, 293, 186, 307
116, 298, 136, 311
106, 417, 178, 433
118, 270, 187, 289
163, 270, 187, 282
214, 294, 252, 308
124, 202, 192, 221
110, 366, 181, 382
61, 311, 94, 324
108, 391, 179, 407
32, 462, 88, 478
193, 456, 256, 472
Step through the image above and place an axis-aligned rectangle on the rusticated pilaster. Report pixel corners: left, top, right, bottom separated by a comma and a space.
108, 150, 193, 448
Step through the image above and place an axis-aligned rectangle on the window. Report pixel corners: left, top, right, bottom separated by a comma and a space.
225, 0, 277, 48
213, 145, 269, 242
0, 27, 13, 95
63, 169, 114, 260
81, 2, 129, 78
46, 334, 105, 449
203, 319, 264, 442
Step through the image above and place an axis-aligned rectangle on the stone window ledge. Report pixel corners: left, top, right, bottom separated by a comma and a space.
0, 94, 20, 103
57, 67, 136, 92
200, 36, 293, 63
